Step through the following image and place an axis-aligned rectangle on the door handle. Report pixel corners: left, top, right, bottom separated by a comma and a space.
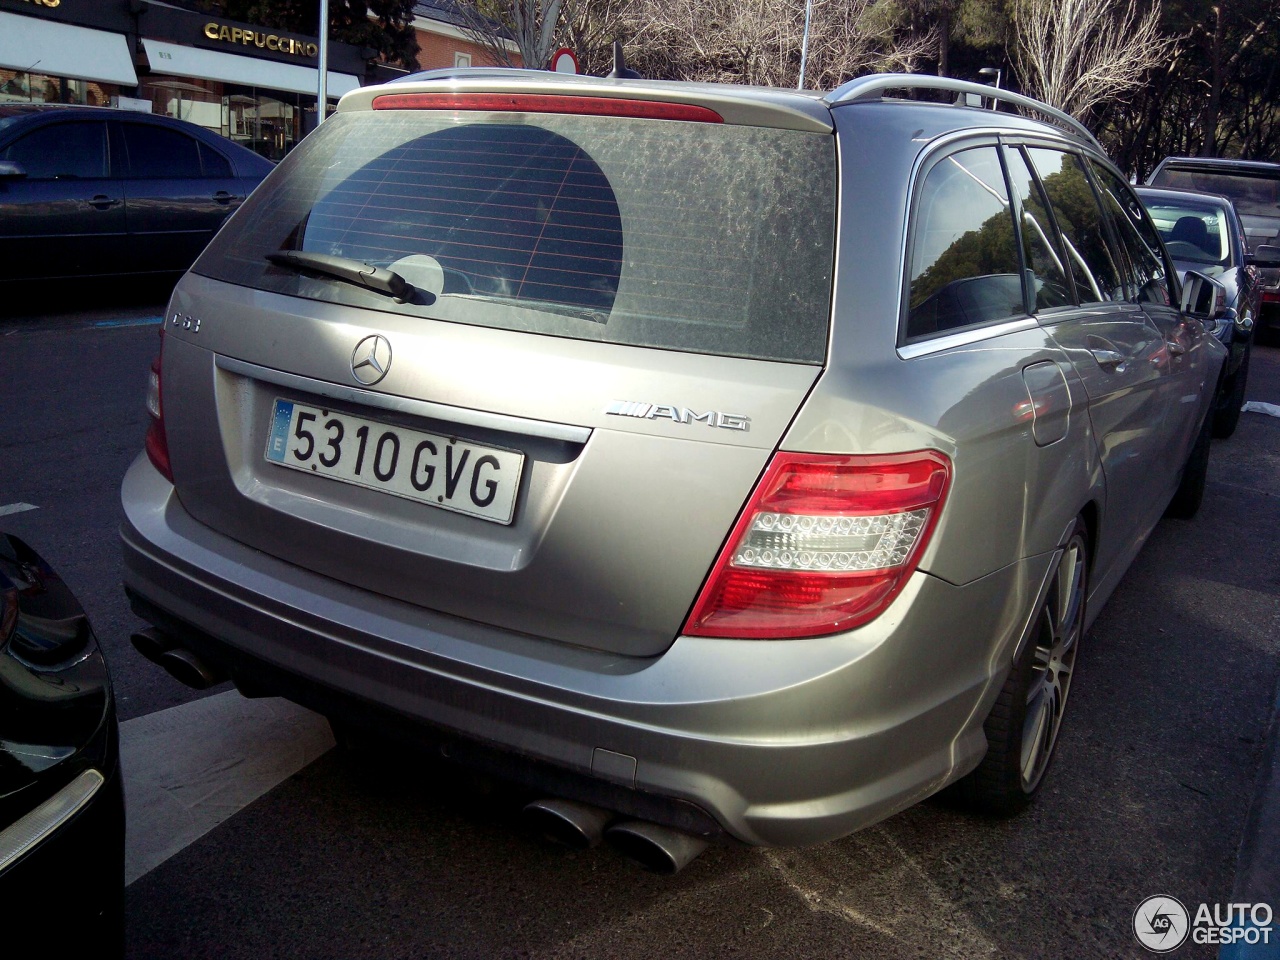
1089, 347, 1126, 371
88, 194, 120, 209
212, 190, 234, 204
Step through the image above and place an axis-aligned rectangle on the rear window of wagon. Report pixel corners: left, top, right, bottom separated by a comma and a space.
193, 108, 838, 364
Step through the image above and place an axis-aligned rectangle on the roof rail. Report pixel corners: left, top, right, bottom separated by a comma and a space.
825, 73, 1103, 152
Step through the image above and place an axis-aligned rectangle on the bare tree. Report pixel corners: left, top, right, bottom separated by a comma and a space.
560, 0, 636, 76
622, 0, 936, 89
455, 0, 567, 69
1011, 0, 1178, 125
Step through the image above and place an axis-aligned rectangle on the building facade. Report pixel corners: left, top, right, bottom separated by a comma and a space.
409, 1, 522, 72
0, 0, 395, 160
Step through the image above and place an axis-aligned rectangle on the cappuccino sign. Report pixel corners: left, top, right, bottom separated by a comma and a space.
203, 22, 318, 59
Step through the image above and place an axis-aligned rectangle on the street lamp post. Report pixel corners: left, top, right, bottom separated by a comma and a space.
978, 66, 1002, 110
317, 0, 328, 124
797, 0, 813, 90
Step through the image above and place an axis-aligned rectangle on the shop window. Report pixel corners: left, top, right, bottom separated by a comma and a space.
122, 124, 203, 179
0, 71, 109, 106
141, 78, 223, 132
1, 121, 107, 179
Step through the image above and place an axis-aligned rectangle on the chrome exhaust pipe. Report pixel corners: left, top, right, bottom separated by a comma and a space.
523, 798, 613, 849
604, 820, 708, 874
129, 627, 173, 662
130, 628, 227, 690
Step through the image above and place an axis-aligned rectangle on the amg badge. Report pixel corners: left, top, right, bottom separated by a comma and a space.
605, 400, 750, 432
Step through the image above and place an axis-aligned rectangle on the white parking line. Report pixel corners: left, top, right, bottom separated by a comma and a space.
119, 691, 334, 885
0, 503, 38, 517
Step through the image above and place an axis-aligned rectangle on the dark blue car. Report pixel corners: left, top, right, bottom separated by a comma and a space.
1136, 184, 1280, 438
0, 104, 272, 286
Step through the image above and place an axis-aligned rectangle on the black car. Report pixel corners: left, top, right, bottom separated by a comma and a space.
0, 104, 272, 288
0, 534, 124, 957
1135, 185, 1279, 437
1148, 157, 1280, 340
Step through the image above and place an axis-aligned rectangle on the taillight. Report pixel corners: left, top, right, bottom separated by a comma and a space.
370, 92, 723, 123
144, 327, 172, 483
683, 451, 952, 639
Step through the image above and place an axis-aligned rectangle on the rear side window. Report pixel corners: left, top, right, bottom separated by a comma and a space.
122, 124, 202, 179
1027, 148, 1125, 304
2, 121, 107, 179
194, 109, 837, 363
906, 145, 1024, 340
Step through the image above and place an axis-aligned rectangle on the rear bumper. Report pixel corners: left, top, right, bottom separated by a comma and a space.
121, 453, 1053, 847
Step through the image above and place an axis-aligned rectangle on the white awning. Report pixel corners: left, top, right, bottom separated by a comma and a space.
0, 12, 138, 86
142, 39, 360, 99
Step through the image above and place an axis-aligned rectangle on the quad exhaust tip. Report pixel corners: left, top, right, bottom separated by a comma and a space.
523, 799, 709, 873
604, 820, 708, 875
130, 628, 228, 690
522, 798, 613, 849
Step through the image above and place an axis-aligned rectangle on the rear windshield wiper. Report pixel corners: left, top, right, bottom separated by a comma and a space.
266, 251, 419, 303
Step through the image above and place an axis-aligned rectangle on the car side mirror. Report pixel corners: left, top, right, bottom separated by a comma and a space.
1180, 270, 1227, 320
0, 160, 27, 179
1246, 244, 1280, 269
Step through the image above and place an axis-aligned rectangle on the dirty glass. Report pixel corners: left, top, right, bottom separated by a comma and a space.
194, 109, 837, 363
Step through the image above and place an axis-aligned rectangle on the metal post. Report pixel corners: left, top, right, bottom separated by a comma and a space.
797, 0, 813, 90
317, 0, 329, 123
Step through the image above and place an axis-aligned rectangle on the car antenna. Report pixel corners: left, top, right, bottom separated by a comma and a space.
607, 41, 641, 79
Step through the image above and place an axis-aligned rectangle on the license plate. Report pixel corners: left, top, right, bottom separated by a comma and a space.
265, 399, 524, 524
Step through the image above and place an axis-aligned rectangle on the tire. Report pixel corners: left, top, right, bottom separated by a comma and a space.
949, 520, 1088, 816
1212, 343, 1249, 439
1165, 405, 1213, 519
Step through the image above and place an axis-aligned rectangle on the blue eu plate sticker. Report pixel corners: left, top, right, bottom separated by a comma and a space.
266, 400, 294, 462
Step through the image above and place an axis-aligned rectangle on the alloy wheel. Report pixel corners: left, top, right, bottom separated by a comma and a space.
1020, 535, 1086, 792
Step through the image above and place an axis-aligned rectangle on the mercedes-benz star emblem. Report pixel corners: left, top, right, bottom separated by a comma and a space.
351, 334, 392, 386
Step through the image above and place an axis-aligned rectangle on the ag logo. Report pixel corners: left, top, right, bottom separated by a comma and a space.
1134, 895, 1190, 953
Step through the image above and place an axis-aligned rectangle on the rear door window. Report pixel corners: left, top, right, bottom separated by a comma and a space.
1004, 146, 1073, 311
122, 124, 203, 179
1026, 148, 1125, 304
905, 145, 1024, 340
1087, 161, 1172, 306
193, 109, 837, 364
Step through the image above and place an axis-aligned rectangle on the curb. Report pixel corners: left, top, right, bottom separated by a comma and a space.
1220, 678, 1280, 959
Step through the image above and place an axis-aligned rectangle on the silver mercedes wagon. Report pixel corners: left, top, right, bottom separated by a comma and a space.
120, 71, 1226, 873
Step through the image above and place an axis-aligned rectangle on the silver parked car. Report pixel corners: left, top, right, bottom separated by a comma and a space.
120, 71, 1225, 872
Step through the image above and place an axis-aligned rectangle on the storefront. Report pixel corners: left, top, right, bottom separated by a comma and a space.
0, 0, 379, 160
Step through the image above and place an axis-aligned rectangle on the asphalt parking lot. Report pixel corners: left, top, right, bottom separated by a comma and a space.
2, 291, 1278, 959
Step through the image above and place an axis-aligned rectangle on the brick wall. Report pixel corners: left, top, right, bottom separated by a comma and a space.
414, 25, 523, 70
